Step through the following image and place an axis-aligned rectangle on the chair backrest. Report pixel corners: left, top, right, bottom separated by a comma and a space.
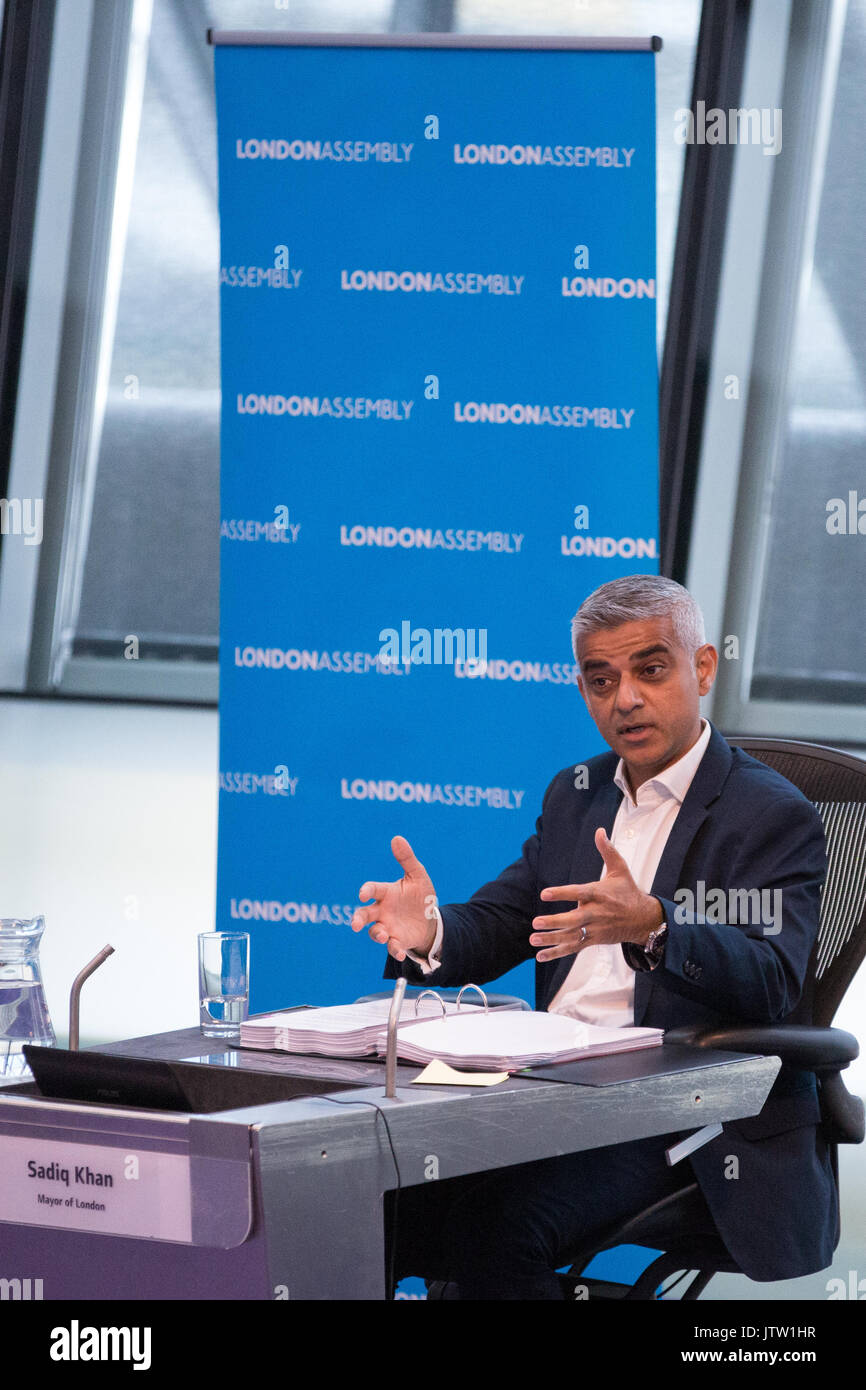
727, 737, 866, 1027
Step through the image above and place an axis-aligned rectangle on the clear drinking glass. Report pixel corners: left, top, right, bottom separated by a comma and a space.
198, 932, 249, 1039
0, 916, 56, 1076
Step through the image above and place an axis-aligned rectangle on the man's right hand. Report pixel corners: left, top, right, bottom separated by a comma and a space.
350, 835, 438, 962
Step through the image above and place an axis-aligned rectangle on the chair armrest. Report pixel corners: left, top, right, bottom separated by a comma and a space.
818, 1072, 866, 1145
663, 1023, 859, 1069
663, 1024, 865, 1144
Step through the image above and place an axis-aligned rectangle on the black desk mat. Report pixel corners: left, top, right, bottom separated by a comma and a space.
521, 1043, 759, 1087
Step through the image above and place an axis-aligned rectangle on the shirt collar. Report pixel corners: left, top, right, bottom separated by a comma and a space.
613, 718, 712, 807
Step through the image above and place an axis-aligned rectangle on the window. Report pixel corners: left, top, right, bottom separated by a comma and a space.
1, 0, 701, 701
689, 0, 866, 745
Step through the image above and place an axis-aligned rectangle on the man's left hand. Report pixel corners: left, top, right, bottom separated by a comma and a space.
529, 827, 665, 962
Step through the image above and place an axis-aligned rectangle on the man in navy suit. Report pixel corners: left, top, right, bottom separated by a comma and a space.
351, 575, 837, 1298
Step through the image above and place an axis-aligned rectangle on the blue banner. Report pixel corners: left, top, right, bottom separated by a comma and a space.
213, 39, 659, 1012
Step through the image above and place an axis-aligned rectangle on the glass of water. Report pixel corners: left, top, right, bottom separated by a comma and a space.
197, 932, 249, 1039
0, 916, 56, 1077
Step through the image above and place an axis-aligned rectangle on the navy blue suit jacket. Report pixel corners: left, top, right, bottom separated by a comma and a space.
391, 724, 838, 1280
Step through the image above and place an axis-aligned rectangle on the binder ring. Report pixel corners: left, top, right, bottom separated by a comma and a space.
414, 989, 448, 1019
456, 983, 489, 1014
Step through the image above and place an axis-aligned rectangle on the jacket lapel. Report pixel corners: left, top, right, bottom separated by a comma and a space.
633, 726, 733, 1023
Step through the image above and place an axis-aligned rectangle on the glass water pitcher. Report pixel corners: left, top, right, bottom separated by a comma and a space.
0, 916, 56, 1075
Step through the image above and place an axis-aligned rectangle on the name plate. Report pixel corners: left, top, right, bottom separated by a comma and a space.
0, 1134, 192, 1242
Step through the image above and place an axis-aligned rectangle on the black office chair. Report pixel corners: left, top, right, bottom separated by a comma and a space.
555, 736, 866, 1300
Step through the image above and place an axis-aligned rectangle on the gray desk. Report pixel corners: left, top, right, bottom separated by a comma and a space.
0, 1028, 780, 1300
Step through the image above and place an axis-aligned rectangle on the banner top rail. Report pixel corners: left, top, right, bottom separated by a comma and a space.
207, 31, 662, 52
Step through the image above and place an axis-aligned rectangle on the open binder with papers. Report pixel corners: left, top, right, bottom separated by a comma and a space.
375, 1007, 663, 1070
239, 989, 663, 1070
239, 994, 486, 1058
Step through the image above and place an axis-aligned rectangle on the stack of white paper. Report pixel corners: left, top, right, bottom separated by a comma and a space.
375, 1011, 664, 1071
239, 997, 475, 1057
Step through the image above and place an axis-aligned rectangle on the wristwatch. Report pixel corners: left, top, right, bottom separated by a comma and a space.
643, 920, 668, 970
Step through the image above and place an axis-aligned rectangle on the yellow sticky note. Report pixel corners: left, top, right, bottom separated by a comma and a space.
410, 1058, 510, 1087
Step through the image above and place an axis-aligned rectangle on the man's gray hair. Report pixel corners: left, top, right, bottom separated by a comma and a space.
571, 575, 706, 667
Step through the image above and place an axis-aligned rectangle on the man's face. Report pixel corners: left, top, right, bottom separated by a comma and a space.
576, 616, 718, 788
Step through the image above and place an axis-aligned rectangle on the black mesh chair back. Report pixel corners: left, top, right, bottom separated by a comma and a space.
548, 736, 866, 1300
731, 738, 866, 1027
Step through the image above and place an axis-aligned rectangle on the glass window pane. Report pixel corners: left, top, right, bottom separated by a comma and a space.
75, 0, 220, 658
751, 0, 866, 707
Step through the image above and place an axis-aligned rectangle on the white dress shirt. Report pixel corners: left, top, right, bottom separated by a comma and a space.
409, 720, 712, 1029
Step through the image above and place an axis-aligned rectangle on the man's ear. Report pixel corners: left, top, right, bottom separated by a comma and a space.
695, 643, 718, 696
577, 672, 589, 706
